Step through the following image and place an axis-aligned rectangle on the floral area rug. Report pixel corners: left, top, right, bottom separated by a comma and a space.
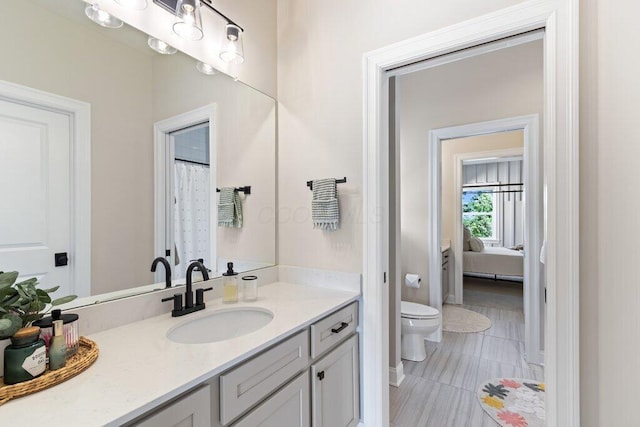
477, 378, 545, 427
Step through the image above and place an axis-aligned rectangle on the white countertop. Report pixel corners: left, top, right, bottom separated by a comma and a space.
1, 282, 360, 426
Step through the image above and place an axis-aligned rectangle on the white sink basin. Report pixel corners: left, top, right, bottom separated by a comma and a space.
167, 307, 274, 344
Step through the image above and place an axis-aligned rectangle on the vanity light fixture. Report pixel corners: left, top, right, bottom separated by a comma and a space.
148, 36, 177, 54
219, 24, 244, 64
172, 0, 204, 41
114, 0, 148, 10
196, 61, 218, 75
85, 3, 124, 28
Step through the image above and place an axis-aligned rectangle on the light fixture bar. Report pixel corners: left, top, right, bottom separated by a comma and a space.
199, 0, 243, 32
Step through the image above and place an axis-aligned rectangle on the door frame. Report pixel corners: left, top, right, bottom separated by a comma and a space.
153, 104, 217, 280
430, 117, 542, 365
0, 80, 91, 297
362, 1, 579, 426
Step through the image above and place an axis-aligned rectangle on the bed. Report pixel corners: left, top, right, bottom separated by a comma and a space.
463, 246, 524, 278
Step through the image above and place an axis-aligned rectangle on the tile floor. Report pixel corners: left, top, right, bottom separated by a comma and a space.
390, 277, 544, 427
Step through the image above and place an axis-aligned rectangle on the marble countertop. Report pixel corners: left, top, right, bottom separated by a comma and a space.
1, 282, 360, 426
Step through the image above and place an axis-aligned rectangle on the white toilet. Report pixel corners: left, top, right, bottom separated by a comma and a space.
400, 301, 441, 362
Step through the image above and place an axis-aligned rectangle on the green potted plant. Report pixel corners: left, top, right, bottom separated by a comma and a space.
0, 271, 77, 376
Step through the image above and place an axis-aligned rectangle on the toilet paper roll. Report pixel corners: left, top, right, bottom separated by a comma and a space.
405, 273, 421, 288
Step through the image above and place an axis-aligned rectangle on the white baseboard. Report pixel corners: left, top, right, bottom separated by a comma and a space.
389, 361, 405, 388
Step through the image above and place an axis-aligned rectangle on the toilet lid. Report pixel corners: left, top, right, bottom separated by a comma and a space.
401, 301, 439, 319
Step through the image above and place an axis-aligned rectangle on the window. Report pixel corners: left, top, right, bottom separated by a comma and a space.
462, 188, 499, 241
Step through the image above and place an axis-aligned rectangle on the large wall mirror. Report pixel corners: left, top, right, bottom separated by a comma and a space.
0, 0, 276, 305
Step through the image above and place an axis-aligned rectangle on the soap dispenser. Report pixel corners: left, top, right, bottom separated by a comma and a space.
222, 262, 238, 303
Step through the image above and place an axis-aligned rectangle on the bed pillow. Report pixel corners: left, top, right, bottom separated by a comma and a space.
469, 236, 485, 252
463, 226, 472, 251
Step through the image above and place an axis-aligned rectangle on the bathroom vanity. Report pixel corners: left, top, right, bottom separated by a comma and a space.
1, 282, 360, 427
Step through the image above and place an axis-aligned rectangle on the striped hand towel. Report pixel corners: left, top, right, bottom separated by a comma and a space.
218, 187, 243, 228
312, 178, 339, 231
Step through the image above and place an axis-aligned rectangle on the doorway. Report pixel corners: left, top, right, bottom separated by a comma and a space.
362, 2, 580, 426
0, 81, 91, 297
153, 105, 217, 282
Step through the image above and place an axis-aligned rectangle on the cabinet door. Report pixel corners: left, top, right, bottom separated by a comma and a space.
134, 386, 210, 427
442, 261, 449, 302
310, 334, 359, 427
232, 373, 310, 427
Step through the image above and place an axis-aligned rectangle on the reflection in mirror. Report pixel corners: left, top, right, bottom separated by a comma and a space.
0, 0, 276, 306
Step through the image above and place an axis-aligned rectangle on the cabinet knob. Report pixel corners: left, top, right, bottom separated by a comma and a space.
317, 371, 325, 381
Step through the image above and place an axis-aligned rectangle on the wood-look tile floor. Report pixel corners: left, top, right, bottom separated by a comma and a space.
390, 277, 544, 427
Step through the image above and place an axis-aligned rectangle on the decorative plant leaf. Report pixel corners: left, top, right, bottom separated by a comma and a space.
36, 289, 51, 304
0, 272, 18, 288
41, 286, 60, 294
0, 314, 22, 339
51, 295, 78, 306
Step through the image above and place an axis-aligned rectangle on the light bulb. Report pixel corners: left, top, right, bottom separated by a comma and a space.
85, 3, 123, 28
172, 0, 203, 41
220, 24, 244, 64
196, 61, 217, 75
148, 37, 177, 55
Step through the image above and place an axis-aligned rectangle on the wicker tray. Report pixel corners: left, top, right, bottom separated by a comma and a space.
0, 337, 99, 405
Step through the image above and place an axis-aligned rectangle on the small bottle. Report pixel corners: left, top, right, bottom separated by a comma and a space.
48, 320, 66, 371
4, 326, 47, 385
222, 262, 238, 303
242, 275, 258, 301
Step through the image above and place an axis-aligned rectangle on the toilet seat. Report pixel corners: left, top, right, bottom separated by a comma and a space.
401, 301, 439, 319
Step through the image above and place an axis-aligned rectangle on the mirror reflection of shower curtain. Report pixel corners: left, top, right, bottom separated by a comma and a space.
173, 161, 210, 279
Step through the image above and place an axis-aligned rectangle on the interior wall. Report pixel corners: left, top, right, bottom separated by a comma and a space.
579, 0, 640, 425
152, 53, 277, 271
276, 0, 526, 273
0, 1, 155, 295
398, 43, 543, 306
93, 0, 278, 98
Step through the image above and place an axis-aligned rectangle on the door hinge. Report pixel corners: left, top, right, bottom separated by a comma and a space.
317, 371, 325, 381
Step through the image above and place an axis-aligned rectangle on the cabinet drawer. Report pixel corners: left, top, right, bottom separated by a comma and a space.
220, 330, 309, 425
232, 373, 310, 427
310, 302, 358, 359
133, 386, 211, 427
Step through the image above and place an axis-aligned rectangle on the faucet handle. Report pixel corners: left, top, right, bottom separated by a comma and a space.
162, 294, 183, 314
196, 287, 213, 306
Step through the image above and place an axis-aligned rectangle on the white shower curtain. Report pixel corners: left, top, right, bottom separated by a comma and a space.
174, 162, 210, 279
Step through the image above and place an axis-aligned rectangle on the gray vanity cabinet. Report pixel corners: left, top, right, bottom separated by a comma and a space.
133, 385, 211, 427
310, 334, 360, 427
232, 373, 310, 427
442, 248, 450, 303
130, 302, 359, 427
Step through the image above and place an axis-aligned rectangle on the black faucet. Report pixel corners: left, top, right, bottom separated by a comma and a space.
162, 260, 212, 317
151, 257, 172, 288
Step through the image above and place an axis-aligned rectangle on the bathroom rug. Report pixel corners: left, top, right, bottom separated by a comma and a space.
441, 305, 491, 333
477, 378, 545, 427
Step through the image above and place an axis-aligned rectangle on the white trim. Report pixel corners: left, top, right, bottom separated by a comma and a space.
362, 1, 579, 426
153, 105, 217, 280
388, 361, 405, 388
0, 80, 91, 298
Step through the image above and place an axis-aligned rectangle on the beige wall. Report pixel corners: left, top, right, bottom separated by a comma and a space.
276, 0, 640, 423
579, 0, 640, 425
1, 1, 156, 295
276, 0, 524, 273
152, 53, 277, 268
398, 42, 543, 305
93, 0, 277, 98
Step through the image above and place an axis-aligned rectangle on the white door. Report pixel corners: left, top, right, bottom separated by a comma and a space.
0, 98, 73, 294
